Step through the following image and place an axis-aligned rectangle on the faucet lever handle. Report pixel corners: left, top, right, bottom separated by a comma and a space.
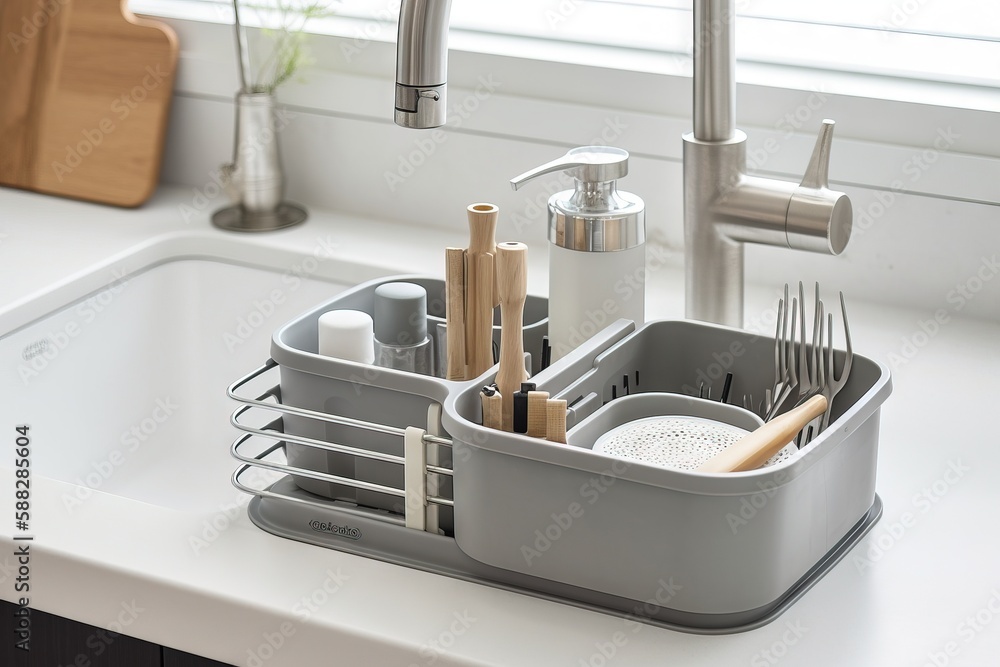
786, 119, 852, 256
800, 119, 836, 189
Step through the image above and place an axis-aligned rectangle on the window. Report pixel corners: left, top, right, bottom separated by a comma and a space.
134, 0, 1000, 89
330, 0, 1000, 86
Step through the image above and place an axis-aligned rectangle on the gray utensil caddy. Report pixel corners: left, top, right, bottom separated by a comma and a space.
229, 275, 891, 633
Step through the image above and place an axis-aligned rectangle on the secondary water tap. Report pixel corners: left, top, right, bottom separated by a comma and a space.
685, 0, 852, 327
683, 119, 853, 327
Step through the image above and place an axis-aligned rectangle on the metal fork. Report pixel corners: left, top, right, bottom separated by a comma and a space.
821, 291, 854, 432
765, 283, 854, 447
797, 289, 854, 447
765, 290, 800, 421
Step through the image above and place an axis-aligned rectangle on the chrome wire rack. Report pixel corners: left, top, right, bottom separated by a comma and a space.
228, 358, 454, 533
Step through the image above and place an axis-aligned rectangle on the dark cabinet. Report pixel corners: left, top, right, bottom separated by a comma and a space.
163, 647, 232, 667
1, 601, 232, 667
0, 599, 159, 666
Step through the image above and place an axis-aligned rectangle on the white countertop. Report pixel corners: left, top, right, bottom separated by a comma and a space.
2, 185, 1000, 666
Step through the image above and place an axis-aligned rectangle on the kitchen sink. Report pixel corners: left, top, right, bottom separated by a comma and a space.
0, 255, 347, 513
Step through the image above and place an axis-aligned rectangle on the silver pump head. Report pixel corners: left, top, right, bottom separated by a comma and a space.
510, 146, 645, 252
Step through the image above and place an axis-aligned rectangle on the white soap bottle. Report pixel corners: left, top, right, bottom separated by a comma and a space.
511, 146, 645, 361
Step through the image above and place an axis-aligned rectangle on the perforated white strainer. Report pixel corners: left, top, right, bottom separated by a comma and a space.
593, 415, 797, 471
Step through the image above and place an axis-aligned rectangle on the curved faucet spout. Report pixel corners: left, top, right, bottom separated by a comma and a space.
395, 0, 453, 128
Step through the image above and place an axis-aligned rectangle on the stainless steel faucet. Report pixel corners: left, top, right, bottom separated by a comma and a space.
684, 0, 852, 326
393, 0, 853, 327
394, 0, 453, 129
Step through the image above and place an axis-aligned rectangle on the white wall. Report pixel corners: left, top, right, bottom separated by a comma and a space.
152, 15, 1000, 323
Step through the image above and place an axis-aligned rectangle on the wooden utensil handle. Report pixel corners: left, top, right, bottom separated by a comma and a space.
481, 390, 502, 430
467, 203, 500, 307
445, 247, 467, 380
697, 395, 828, 473
527, 391, 550, 438
495, 242, 528, 431
467, 203, 498, 254
546, 399, 568, 444
465, 252, 495, 378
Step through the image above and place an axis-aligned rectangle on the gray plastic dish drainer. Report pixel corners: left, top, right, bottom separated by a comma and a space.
228, 275, 891, 633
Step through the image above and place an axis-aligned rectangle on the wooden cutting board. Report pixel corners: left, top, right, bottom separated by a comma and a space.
0, 0, 178, 207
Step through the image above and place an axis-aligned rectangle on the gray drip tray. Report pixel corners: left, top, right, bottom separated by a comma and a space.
248, 476, 882, 634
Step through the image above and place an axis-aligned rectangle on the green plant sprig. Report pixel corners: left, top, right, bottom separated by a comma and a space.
234, 0, 338, 94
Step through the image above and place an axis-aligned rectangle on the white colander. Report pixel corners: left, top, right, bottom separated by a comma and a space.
593, 414, 797, 471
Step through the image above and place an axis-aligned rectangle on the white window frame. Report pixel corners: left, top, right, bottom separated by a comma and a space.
132, 0, 1000, 207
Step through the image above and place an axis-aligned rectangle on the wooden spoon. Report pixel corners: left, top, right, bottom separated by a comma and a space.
697, 395, 828, 473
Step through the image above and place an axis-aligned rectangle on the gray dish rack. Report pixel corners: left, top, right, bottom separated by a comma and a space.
228, 275, 891, 633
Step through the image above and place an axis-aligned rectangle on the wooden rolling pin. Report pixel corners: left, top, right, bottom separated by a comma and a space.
465, 203, 499, 378
495, 242, 529, 431
698, 395, 828, 473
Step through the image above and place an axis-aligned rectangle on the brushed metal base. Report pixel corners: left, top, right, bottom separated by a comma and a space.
211, 203, 308, 233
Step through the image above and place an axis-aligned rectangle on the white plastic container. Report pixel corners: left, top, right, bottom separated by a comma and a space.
511, 146, 645, 361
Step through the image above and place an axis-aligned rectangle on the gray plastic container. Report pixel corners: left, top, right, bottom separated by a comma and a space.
441, 318, 891, 618
271, 275, 548, 517
254, 280, 890, 627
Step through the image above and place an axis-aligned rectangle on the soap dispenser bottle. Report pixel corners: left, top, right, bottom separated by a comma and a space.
511, 146, 645, 361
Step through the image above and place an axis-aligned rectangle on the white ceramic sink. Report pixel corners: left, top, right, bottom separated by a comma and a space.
0, 256, 347, 512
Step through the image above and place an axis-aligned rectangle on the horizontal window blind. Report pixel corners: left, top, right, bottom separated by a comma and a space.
132, 0, 1000, 87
